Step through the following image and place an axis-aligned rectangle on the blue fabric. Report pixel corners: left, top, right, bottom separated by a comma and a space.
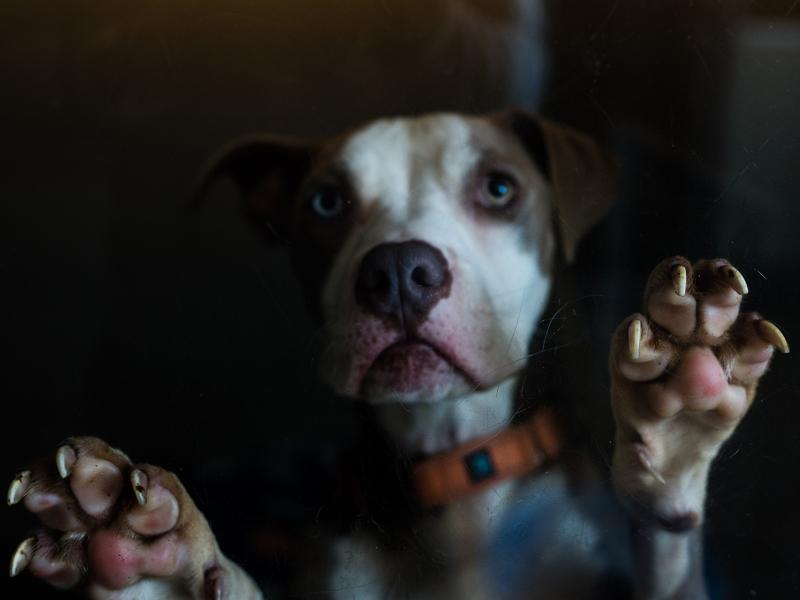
485, 479, 634, 597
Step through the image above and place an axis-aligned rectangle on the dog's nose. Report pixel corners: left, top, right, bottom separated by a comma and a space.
355, 241, 451, 324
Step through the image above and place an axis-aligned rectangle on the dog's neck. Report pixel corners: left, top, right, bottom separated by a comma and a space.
373, 377, 518, 456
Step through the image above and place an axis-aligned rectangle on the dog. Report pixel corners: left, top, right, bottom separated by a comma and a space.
7, 110, 789, 599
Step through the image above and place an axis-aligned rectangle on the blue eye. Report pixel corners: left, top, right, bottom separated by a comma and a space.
311, 186, 344, 218
480, 172, 517, 209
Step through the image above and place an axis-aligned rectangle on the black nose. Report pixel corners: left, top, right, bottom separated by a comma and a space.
355, 240, 451, 325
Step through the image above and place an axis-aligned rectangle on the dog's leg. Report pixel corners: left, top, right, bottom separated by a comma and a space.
7, 436, 262, 599
609, 257, 788, 599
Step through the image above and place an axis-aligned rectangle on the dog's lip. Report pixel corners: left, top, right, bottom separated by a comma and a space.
359, 337, 480, 393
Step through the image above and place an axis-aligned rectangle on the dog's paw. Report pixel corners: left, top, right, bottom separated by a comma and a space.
609, 257, 789, 531
7, 436, 227, 599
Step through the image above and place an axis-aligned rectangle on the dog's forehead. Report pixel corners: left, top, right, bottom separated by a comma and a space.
336, 114, 520, 206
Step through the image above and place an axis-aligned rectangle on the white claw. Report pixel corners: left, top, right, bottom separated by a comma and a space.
55, 445, 76, 479
7, 471, 30, 506
131, 469, 148, 506
628, 319, 642, 361
758, 320, 790, 354
672, 264, 687, 297
9, 536, 35, 577
724, 266, 749, 296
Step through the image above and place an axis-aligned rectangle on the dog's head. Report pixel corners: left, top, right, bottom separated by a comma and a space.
201, 111, 616, 405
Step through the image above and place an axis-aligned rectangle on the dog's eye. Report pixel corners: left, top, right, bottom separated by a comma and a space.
311, 186, 345, 218
479, 172, 517, 209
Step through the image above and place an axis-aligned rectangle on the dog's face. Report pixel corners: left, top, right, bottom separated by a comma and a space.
319, 115, 555, 404
203, 111, 616, 405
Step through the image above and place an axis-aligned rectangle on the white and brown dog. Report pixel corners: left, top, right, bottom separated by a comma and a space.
6, 111, 789, 599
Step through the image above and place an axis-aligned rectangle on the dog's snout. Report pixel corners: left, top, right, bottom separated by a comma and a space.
356, 241, 451, 324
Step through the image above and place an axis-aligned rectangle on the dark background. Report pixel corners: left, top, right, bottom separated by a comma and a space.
2, 1, 799, 598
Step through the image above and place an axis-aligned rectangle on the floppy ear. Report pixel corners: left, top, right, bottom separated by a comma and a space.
195, 136, 315, 242
496, 110, 619, 263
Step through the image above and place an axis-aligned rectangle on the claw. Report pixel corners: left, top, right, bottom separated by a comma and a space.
55, 445, 76, 479
9, 536, 35, 577
131, 469, 148, 506
672, 264, 687, 297
7, 471, 30, 506
757, 320, 790, 354
628, 319, 642, 360
722, 265, 749, 296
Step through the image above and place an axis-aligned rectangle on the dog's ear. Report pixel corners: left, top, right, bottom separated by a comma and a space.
195, 136, 315, 242
495, 110, 619, 263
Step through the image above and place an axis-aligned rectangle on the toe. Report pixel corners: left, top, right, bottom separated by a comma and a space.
9, 465, 85, 532
693, 259, 747, 342
64, 437, 131, 519
644, 256, 697, 338
714, 384, 749, 424
28, 555, 81, 590
69, 456, 125, 519
28, 531, 84, 590
730, 313, 775, 385
23, 488, 85, 531
126, 467, 180, 536
729, 313, 789, 391
611, 314, 676, 382
9, 531, 83, 589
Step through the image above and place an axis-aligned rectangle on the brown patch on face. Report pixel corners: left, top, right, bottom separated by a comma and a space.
285, 136, 362, 321
489, 111, 551, 180
198, 126, 373, 322
461, 123, 556, 279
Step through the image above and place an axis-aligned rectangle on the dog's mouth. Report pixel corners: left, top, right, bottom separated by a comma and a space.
359, 339, 476, 402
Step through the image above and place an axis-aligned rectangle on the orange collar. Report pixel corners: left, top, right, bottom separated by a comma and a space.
411, 407, 563, 510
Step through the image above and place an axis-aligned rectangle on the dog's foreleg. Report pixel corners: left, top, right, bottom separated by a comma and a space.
608, 257, 788, 599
